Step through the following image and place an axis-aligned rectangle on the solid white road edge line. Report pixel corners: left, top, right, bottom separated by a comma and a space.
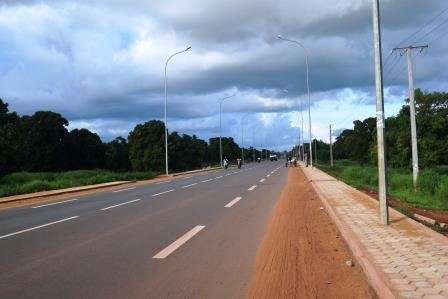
100, 199, 141, 211
156, 180, 172, 185
31, 198, 79, 209
153, 225, 205, 259
248, 185, 257, 191
225, 197, 242, 208
182, 183, 197, 188
152, 189, 175, 197
113, 187, 136, 193
259, 178, 266, 183
0, 216, 79, 240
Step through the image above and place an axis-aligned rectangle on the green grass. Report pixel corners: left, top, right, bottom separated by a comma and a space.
316, 160, 448, 210
0, 170, 155, 197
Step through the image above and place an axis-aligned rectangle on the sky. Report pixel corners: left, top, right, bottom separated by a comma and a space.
1, 0, 447, 150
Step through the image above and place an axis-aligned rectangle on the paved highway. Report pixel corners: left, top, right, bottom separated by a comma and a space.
0, 161, 287, 298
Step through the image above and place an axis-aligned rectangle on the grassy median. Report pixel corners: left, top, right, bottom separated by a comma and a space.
316, 160, 448, 210
0, 170, 155, 197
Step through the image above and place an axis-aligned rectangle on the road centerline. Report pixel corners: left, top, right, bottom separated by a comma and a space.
202, 179, 213, 183
153, 225, 205, 259
0, 216, 79, 240
259, 178, 266, 183
248, 185, 257, 191
225, 197, 242, 208
100, 199, 141, 211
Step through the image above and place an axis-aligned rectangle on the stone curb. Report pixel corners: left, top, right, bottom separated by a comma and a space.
302, 166, 395, 299
171, 166, 222, 176
0, 166, 224, 205
0, 181, 132, 204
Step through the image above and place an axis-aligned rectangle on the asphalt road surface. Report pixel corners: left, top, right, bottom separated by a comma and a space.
0, 161, 287, 299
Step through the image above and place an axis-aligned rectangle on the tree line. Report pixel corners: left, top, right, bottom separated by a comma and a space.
0, 98, 270, 176
305, 89, 448, 169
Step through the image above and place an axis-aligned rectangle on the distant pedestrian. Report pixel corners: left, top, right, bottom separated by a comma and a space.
223, 157, 229, 169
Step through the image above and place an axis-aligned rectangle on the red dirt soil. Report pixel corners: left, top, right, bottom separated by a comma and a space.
359, 188, 448, 223
247, 167, 373, 299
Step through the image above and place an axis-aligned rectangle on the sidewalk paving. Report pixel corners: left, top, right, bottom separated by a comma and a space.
300, 164, 448, 299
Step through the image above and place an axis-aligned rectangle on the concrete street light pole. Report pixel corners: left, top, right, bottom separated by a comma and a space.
219, 93, 237, 167
277, 35, 313, 168
330, 124, 334, 167
372, 0, 389, 225
164, 46, 191, 176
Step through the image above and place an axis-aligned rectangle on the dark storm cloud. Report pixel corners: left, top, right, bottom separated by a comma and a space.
1, 0, 447, 144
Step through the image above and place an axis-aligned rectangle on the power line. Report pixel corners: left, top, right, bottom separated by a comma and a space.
396, 5, 448, 47
412, 15, 448, 45
383, 53, 403, 80
428, 28, 448, 45
387, 51, 421, 87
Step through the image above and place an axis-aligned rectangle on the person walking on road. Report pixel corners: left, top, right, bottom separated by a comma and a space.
223, 157, 229, 169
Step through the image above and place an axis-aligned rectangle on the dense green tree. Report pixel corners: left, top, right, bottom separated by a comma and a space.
21, 111, 70, 171
0, 99, 24, 175
414, 89, 448, 168
67, 129, 105, 169
104, 137, 131, 171
207, 137, 241, 164
333, 117, 376, 163
128, 120, 165, 172
190, 135, 208, 168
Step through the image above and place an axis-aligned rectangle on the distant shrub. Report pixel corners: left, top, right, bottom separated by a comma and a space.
389, 174, 412, 192
436, 176, 448, 203
433, 165, 448, 176
0, 170, 155, 197
417, 170, 441, 195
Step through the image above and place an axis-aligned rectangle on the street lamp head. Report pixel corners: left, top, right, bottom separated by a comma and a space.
185, 46, 192, 51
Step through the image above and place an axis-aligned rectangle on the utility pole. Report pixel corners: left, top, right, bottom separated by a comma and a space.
392, 45, 427, 187
330, 124, 333, 167
372, 0, 389, 225
314, 139, 318, 163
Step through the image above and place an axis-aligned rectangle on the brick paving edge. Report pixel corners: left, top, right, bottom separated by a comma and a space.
302, 166, 395, 299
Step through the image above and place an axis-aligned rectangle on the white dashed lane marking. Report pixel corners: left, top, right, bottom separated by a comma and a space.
113, 187, 136, 193
101, 199, 141, 211
182, 183, 197, 189
156, 181, 172, 185
248, 185, 257, 191
152, 189, 175, 197
153, 225, 205, 259
0, 216, 79, 240
225, 197, 242, 208
31, 198, 79, 209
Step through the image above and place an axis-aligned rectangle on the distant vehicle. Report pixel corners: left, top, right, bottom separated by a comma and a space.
269, 154, 278, 161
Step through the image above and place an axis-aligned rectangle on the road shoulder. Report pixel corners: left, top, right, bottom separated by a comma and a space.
247, 167, 372, 298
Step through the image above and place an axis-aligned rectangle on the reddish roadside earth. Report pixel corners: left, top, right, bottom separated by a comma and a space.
359, 188, 448, 224
247, 167, 373, 299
